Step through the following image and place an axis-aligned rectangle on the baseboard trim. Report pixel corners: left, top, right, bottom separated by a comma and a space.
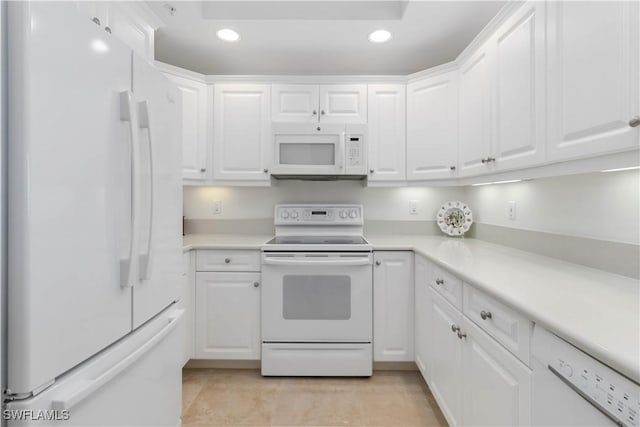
184, 359, 418, 372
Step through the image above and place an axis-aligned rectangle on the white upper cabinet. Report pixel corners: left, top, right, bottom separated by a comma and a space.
165, 74, 209, 180
272, 85, 320, 122
492, 1, 546, 171
367, 84, 406, 181
546, 1, 640, 160
272, 84, 367, 123
458, 47, 493, 177
213, 84, 271, 182
373, 252, 414, 362
319, 85, 367, 123
407, 71, 459, 180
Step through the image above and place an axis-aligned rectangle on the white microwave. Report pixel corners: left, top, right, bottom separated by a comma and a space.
271, 123, 367, 178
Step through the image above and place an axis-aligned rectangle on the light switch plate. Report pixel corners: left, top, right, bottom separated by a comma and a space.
409, 200, 418, 215
508, 201, 516, 220
213, 200, 222, 215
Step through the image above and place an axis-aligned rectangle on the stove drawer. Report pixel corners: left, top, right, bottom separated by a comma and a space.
196, 250, 261, 272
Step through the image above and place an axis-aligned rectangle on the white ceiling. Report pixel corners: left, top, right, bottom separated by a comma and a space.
150, 1, 506, 75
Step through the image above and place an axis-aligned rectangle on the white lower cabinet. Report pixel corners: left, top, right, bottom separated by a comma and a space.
195, 271, 261, 360
414, 254, 433, 378
373, 251, 414, 362
461, 317, 532, 426
421, 261, 532, 427
429, 288, 464, 425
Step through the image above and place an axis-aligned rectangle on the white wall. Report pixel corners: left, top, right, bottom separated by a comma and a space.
464, 170, 640, 245
183, 170, 640, 245
184, 181, 465, 221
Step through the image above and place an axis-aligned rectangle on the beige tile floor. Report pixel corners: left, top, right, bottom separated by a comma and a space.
182, 368, 448, 427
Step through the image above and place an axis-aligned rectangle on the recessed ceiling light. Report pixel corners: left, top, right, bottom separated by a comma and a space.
368, 30, 392, 43
217, 28, 240, 42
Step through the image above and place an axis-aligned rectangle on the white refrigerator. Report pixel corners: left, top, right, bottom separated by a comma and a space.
5, 2, 184, 425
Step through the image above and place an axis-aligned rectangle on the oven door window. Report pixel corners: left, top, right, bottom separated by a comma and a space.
282, 275, 350, 320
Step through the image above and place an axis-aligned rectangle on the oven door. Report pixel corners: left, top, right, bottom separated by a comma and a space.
271, 124, 345, 175
261, 252, 372, 342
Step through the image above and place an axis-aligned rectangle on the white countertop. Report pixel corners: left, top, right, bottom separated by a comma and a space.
182, 234, 272, 252
183, 233, 640, 383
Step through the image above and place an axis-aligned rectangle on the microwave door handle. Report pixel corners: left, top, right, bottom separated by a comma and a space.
337, 132, 346, 171
263, 257, 371, 267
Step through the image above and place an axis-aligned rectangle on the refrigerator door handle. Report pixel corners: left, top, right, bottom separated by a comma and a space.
137, 100, 154, 280
119, 91, 140, 288
51, 309, 184, 411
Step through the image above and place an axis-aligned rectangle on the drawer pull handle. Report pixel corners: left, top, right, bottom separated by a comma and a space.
480, 310, 492, 320
224, 258, 231, 264
435, 278, 444, 285
375, 261, 381, 266
253, 282, 260, 288
457, 331, 467, 340
451, 324, 460, 333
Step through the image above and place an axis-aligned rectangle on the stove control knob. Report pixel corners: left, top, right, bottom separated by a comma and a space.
280, 211, 290, 219
340, 211, 348, 219
291, 211, 299, 219
349, 210, 358, 219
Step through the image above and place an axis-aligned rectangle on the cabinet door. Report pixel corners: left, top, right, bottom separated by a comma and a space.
373, 251, 414, 362
492, 1, 546, 171
414, 255, 434, 380
429, 289, 463, 426
272, 84, 319, 122
407, 71, 459, 180
213, 84, 271, 181
195, 272, 261, 360
547, 1, 640, 160
461, 317, 532, 426
319, 84, 367, 123
367, 84, 406, 181
459, 47, 493, 177
165, 74, 208, 180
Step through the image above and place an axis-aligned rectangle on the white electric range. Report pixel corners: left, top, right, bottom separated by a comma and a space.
261, 204, 373, 376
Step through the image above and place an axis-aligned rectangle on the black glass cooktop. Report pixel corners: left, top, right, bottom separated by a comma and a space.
266, 236, 369, 245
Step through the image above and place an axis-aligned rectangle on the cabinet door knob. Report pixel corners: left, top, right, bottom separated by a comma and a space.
370, 169, 375, 174
104, 26, 112, 34
629, 116, 640, 127
457, 331, 467, 340
451, 324, 460, 333
450, 166, 456, 171
375, 260, 381, 266
224, 258, 231, 264
92, 17, 101, 26
312, 110, 317, 116
253, 282, 260, 288
481, 158, 487, 164
200, 168, 206, 173
480, 310, 493, 320
435, 278, 444, 285
320, 110, 326, 116
487, 157, 496, 163
263, 168, 269, 173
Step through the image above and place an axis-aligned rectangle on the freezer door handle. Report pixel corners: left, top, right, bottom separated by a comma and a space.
119, 91, 141, 288
50, 309, 184, 411
137, 100, 155, 280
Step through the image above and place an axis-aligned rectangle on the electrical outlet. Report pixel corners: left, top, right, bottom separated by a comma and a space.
508, 201, 516, 220
213, 200, 222, 215
409, 200, 418, 215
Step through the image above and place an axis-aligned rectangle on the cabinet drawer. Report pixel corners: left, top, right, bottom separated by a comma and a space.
196, 250, 261, 272
430, 266, 463, 310
463, 284, 532, 365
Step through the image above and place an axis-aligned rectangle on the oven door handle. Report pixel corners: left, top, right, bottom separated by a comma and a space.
263, 257, 371, 267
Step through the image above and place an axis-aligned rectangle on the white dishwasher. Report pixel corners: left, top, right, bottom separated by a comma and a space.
532, 325, 639, 427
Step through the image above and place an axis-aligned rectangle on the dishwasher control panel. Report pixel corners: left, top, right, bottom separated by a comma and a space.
534, 326, 639, 427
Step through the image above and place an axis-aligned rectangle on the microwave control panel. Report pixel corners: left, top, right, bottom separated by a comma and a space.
345, 127, 367, 175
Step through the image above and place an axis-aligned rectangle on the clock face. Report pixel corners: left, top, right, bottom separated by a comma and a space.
437, 201, 473, 236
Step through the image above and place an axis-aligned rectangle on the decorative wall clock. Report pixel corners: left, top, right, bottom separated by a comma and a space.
437, 201, 473, 236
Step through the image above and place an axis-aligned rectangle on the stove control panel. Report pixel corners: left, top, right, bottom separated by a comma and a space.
275, 205, 363, 225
